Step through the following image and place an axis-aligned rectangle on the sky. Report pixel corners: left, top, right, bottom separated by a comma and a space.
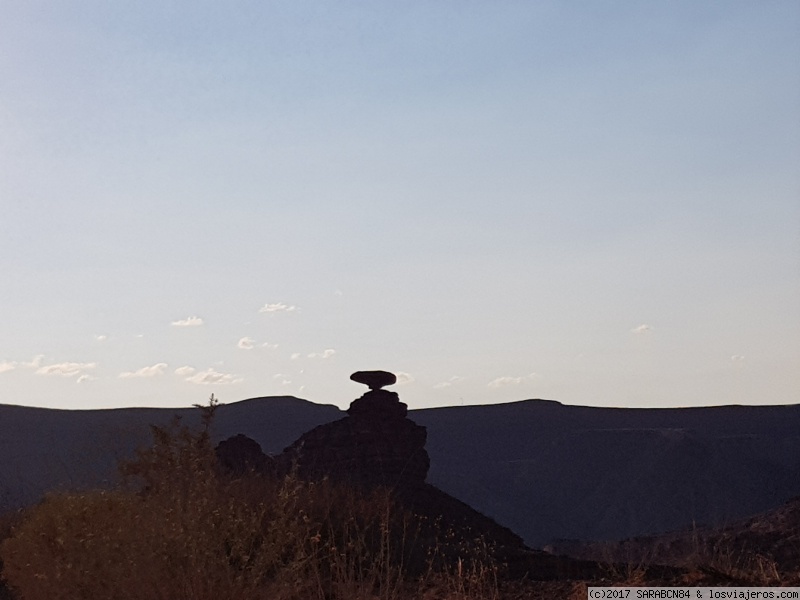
1, 1, 798, 411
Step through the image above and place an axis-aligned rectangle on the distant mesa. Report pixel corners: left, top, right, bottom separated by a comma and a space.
349, 370, 396, 390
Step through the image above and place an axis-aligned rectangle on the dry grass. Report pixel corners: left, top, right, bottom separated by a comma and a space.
551, 511, 800, 589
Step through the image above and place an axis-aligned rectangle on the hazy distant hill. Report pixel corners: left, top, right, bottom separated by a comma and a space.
0, 397, 342, 509
413, 400, 800, 545
1, 397, 798, 547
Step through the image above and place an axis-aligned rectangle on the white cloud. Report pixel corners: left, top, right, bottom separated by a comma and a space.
0, 361, 17, 373
631, 324, 652, 334
76, 374, 97, 384
95, 334, 108, 342
395, 372, 414, 385
23, 355, 44, 369
290, 353, 301, 360
259, 302, 298, 313
262, 342, 278, 349
36, 361, 98, 378
183, 368, 242, 385
488, 373, 538, 388
119, 363, 168, 379
731, 355, 745, 362
174, 366, 196, 377
307, 349, 336, 359
434, 376, 463, 389
171, 316, 204, 327
238, 337, 256, 350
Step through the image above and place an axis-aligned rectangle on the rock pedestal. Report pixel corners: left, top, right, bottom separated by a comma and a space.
280, 372, 429, 489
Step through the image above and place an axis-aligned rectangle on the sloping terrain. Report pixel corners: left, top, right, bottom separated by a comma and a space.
1, 397, 798, 548
547, 495, 800, 584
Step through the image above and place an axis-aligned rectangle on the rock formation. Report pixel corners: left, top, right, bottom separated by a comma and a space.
214, 371, 619, 579
349, 370, 397, 390
276, 371, 566, 576
279, 371, 429, 488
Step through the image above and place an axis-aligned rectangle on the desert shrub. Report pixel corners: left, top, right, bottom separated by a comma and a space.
2, 416, 310, 599
0, 509, 23, 600
0, 399, 499, 600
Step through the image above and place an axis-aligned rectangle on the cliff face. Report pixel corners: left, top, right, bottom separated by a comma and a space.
279, 385, 430, 489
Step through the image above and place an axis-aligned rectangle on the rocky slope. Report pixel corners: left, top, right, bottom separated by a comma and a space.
547, 495, 800, 583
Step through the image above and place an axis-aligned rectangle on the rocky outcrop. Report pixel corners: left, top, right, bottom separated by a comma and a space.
279, 374, 429, 488
215, 433, 276, 476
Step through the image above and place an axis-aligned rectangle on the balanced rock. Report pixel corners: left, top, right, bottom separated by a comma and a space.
350, 370, 397, 390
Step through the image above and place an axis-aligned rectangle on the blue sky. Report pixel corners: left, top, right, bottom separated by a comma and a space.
1, 1, 798, 410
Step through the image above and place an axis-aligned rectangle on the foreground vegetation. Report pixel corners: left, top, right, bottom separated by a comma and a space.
0, 400, 512, 600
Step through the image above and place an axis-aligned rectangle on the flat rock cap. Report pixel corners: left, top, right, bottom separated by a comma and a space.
350, 370, 397, 390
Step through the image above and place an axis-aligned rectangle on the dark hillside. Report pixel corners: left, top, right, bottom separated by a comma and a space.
0, 398, 342, 509
2, 397, 798, 547
412, 400, 800, 545
548, 495, 800, 583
